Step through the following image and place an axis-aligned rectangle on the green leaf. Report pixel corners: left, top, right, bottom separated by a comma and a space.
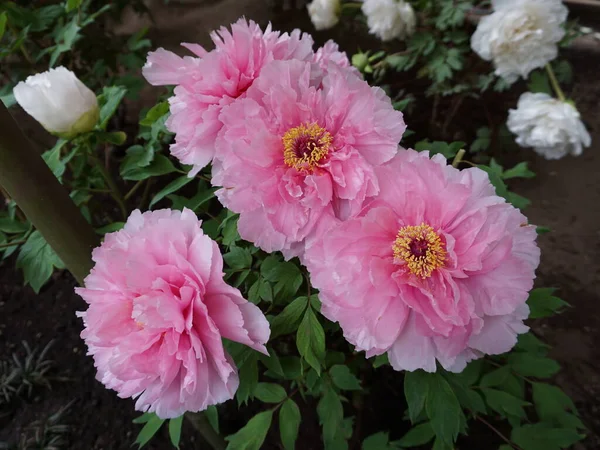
532, 383, 578, 425
168, 416, 183, 449
225, 410, 273, 450
49, 19, 80, 67
0, 12, 7, 42
527, 288, 570, 318
141, 101, 170, 126
120, 144, 154, 176
135, 414, 165, 448
508, 353, 560, 378
515, 332, 550, 355
267, 261, 303, 301
132, 413, 155, 424
502, 162, 536, 180
443, 373, 486, 415
42, 139, 68, 179
296, 307, 325, 374
280, 398, 301, 450
470, 127, 491, 153
236, 353, 258, 406
66, 0, 83, 12
260, 351, 285, 378
0, 217, 28, 234
512, 423, 584, 450
16, 231, 64, 293
254, 382, 287, 403
456, 359, 482, 386
123, 155, 177, 181
97, 131, 127, 145
329, 365, 361, 391
482, 388, 530, 419
372, 353, 389, 368
404, 371, 429, 423
223, 246, 253, 270
270, 295, 308, 339
205, 406, 219, 433
528, 71, 553, 95
397, 422, 435, 447
149, 175, 194, 208
426, 374, 462, 445
317, 386, 344, 446
98, 86, 127, 129
95, 222, 125, 234
277, 356, 303, 380
480, 366, 511, 388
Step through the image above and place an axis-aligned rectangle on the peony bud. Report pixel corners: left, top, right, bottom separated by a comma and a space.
13, 67, 99, 139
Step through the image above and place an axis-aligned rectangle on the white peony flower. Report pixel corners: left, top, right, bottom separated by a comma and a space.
507, 92, 591, 160
362, 0, 416, 42
471, 0, 568, 82
13, 67, 99, 138
307, 0, 340, 30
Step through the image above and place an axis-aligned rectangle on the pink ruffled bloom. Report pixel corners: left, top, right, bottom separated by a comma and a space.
76, 209, 270, 418
304, 150, 540, 372
143, 18, 353, 176
212, 59, 405, 259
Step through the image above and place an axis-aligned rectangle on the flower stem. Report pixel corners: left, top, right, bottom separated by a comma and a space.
89, 154, 128, 220
452, 149, 466, 168
185, 412, 227, 450
124, 180, 144, 201
477, 416, 523, 450
0, 239, 26, 249
545, 64, 566, 102
0, 102, 98, 284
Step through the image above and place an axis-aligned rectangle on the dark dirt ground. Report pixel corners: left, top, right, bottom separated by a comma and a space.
1, 1, 600, 449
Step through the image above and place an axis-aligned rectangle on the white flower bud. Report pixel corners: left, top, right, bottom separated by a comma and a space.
307, 0, 341, 31
471, 0, 568, 82
13, 67, 99, 138
507, 92, 591, 160
362, 0, 416, 42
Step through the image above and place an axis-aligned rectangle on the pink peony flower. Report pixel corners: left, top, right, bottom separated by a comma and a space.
142, 18, 315, 176
304, 150, 540, 372
313, 40, 355, 73
76, 209, 270, 418
212, 59, 406, 259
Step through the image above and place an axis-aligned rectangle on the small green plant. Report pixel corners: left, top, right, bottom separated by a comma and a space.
17, 402, 73, 450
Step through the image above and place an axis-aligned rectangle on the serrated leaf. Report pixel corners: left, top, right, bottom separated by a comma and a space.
426, 374, 462, 445
508, 353, 560, 378
135, 414, 165, 448
329, 365, 361, 391
168, 416, 183, 449
296, 307, 325, 374
236, 352, 258, 406
120, 144, 154, 176
404, 371, 429, 423
226, 410, 273, 450
280, 398, 301, 450
16, 231, 64, 293
254, 382, 287, 403
527, 288, 570, 318
397, 422, 435, 447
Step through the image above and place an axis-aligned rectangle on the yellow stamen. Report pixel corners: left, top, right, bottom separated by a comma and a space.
282, 123, 332, 172
392, 223, 446, 279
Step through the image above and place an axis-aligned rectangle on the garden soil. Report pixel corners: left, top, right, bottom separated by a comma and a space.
1, 1, 600, 448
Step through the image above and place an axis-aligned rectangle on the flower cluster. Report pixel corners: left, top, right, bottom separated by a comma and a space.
362, 0, 416, 42
470, 0, 591, 159
77, 19, 540, 419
